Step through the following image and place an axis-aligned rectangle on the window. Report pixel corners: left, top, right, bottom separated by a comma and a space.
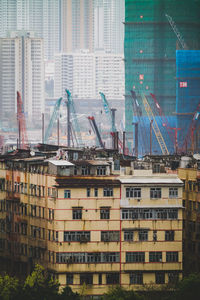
121, 208, 178, 220
72, 208, 82, 220
166, 252, 178, 262
150, 188, 161, 199
153, 230, 157, 241
94, 188, 98, 197
56, 252, 119, 264
100, 207, 110, 219
80, 273, 93, 285
98, 274, 102, 285
87, 188, 91, 197
101, 231, 120, 242
97, 166, 106, 175
64, 231, 90, 242
106, 273, 119, 285
139, 230, 148, 241
168, 272, 179, 284
66, 274, 73, 285
126, 252, 145, 263
155, 272, 165, 284
64, 190, 71, 198
82, 166, 90, 175
169, 187, 178, 198
149, 252, 162, 262
124, 230, 134, 242
103, 187, 113, 197
49, 209, 54, 220
126, 187, 141, 198
130, 272, 143, 284
165, 230, 174, 241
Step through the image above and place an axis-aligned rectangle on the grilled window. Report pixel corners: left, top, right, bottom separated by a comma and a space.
106, 273, 119, 285
101, 231, 120, 242
72, 208, 82, 220
87, 188, 91, 197
82, 166, 90, 175
130, 272, 143, 284
100, 207, 110, 219
139, 230, 148, 241
103, 187, 113, 197
126, 252, 145, 263
168, 272, 179, 284
165, 230, 174, 241
66, 274, 73, 285
124, 230, 134, 242
150, 188, 161, 199
94, 187, 98, 197
166, 252, 178, 262
121, 208, 178, 220
149, 252, 162, 262
56, 252, 119, 263
126, 187, 141, 198
80, 273, 93, 285
169, 187, 178, 198
155, 272, 165, 284
64, 231, 90, 242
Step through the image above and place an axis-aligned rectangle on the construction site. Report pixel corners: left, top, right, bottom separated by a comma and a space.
0, 0, 200, 298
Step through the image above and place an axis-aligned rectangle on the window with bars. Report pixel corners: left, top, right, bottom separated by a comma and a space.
166, 252, 178, 262
80, 273, 93, 285
165, 230, 174, 241
101, 231, 120, 242
100, 207, 110, 219
130, 272, 143, 284
126, 252, 145, 263
124, 230, 134, 242
66, 274, 73, 285
87, 188, 91, 197
149, 252, 162, 262
150, 188, 161, 199
56, 252, 120, 263
106, 273, 119, 285
94, 188, 98, 197
139, 230, 148, 241
168, 272, 179, 284
169, 187, 178, 198
155, 272, 165, 284
103, 187, 113, 197
121, 208, 178, 220
82, 166, 90, 175
126, 187, 141, 198
72, 208, 82, 220
64, 231, 90, 242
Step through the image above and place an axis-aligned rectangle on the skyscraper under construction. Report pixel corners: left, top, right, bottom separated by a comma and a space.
124, 0, 200, 133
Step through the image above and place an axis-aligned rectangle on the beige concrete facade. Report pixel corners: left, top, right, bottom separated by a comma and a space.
0, 155, 183, 297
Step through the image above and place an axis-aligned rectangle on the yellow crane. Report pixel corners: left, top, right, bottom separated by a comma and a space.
141, 93, 169, 155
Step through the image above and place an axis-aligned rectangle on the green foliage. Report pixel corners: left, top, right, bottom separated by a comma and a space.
103, 285, 144, 300
175, 273, 200, 300
23, 264, 60, 300
59, 286, 80, 300
0, 274, 22, 300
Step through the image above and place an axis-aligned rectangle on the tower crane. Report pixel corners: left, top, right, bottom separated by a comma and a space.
65, 89, 83, 147
181, 102, 200, 153
44, 97, 62, 144
17, 91, 29, 149
165, 14, 187, 50
99, 92, 129, 153
88, 116, 105, 149
141, 93, 169, 155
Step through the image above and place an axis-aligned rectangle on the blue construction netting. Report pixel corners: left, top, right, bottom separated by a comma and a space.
176, 50, 200, 149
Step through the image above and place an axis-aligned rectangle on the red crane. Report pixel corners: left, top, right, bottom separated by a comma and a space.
17, 91, 29, 149
180, 102, 200, 153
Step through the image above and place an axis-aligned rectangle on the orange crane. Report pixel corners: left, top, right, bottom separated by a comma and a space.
17, 91, 29, 149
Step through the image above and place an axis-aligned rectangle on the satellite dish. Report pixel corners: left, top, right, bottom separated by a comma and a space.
30, 151, 35, 156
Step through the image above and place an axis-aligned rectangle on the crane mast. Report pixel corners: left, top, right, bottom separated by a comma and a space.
88, 116, 105, 149
141, 93, 169, 155
17, 91, 29, 149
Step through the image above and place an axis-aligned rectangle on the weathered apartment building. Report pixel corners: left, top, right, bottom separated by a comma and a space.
0, 147, 183, 297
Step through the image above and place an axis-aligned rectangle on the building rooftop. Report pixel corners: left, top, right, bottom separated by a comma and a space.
119, 177, 183, 185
